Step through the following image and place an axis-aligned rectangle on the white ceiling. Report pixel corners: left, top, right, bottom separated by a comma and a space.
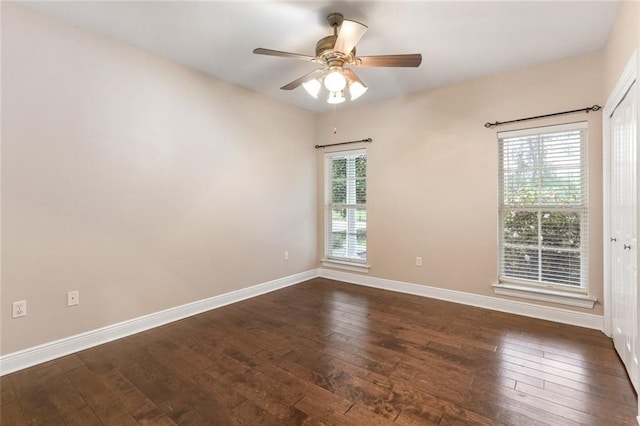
21, 1, 619, 113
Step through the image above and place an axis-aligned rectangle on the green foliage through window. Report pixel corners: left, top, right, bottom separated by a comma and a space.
326, 151, 367, 261
499, 125, 587, 288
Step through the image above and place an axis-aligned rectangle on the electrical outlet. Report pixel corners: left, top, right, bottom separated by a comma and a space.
12, 300, 27, 318
284, 251, 289, 261
416, 257, 423, 267
67, 290, 79, 307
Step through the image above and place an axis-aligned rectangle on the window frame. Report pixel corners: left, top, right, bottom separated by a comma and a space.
322, 149, 369, 272
496, 121, 590, 297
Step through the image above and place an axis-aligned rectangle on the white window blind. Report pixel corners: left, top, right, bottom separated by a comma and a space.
498, 122, 588, 289
324, 150, 367, 263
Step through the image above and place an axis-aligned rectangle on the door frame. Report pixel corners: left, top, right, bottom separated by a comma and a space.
603, 49, 639, 337
602, 49, 640, 423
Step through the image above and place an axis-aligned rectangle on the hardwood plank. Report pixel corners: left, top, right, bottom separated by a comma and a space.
138, 414, 179, 425
97, 368, 165, 422
437, 411, 493, 426
343, 402, 396, 424
498, 350, 631, 391
8, 367, 62, 421
252, 359, 351, 412
232, 399, 298, 425
119, 351, 240, 424
54, 354, 85, 373
294, 396, 352, 425
21, 403, 66, 425
62, 405, 102, 426
0, 376, 17, 406
543, 379, 637, 409
516, 381, 633, 425
464, 383, 572, 426
0, 400, 28, 426
1, 278, 636, 425
394, 407, 444, 425
193, 365, 247, 410
209, 368, 296, 419
67, 366, 139, 425
40, 373, 87, 415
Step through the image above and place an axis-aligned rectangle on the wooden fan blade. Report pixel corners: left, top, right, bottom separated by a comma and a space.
333, 20, 368, 55
280, 69, 324, 90
357, 54, 422, 67
253, 48, 315, 62
343, 68, 365, 85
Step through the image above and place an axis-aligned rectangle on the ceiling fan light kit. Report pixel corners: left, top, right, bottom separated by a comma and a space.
302, 79, 322, 98
253, 12, 422, 106
327, 91, 346, 104
349, 81, 367, 100
323, 68, 347, 92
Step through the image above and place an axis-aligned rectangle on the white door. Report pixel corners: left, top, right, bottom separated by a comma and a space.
610, 81, 638, 391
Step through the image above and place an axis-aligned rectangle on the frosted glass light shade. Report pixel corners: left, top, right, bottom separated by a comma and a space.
327, 91, 345, 104
302, 79, 321, 98
349, 81, 368, 100
323, 70, 347, 92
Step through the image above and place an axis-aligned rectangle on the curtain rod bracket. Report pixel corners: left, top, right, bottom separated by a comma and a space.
315, 138, 373, 149
484, 105, 601, 129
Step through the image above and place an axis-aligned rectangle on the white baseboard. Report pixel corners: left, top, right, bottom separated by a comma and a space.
0, 269, 318, 376
1, 267, 605, 376
318, 269, 604, 331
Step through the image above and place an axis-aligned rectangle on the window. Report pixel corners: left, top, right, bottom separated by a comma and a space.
498, 122, 588, 291
323, 150, 367, 269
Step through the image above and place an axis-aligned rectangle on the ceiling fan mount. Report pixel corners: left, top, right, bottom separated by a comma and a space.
326, 12, 344, 29
253, 11, 422, 104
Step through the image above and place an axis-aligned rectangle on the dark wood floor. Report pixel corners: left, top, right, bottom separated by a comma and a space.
1, 278, 637, 425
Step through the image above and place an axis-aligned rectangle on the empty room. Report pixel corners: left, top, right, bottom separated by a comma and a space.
2, 1, 640, 425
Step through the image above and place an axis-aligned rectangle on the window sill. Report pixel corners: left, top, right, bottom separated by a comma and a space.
321, 259, 370, 273
492, 283, 596, 309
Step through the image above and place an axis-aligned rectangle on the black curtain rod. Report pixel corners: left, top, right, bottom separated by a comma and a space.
484, 105, 601, 129
315, 138, 373, 149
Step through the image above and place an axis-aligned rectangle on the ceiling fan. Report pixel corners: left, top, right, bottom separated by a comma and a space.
253, 12, 422, 104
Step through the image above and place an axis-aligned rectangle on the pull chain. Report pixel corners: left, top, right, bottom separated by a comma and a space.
331, 104, 338, 135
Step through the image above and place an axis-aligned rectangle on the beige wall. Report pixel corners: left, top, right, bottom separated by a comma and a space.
4, 2, 637, 357
317, 52, 604, 314
1, 4, 317, 354
603, 1, 640, 97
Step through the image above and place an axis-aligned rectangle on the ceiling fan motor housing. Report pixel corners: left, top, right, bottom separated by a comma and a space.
315, 35, 356, 67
